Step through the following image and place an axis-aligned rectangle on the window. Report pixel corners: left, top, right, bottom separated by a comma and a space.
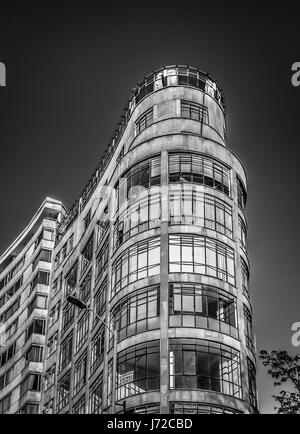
237, 176, 247, 210
75, 312, 89, 353
89, 374, 103, 414
90, 327, 105, 374
112, 237, 160, 295
57, 371, 71, 412
81, 234, 94, 275
32, 249, 52, 270
248, 358, 258, 408
79, 271, 92, 304
169, 339, 241, 398
44, 228, 55, 241
135, 108, 153, 134
169, 153, 230, 196
95, 238, 109, 281
114, 191, 161, 250
94, 278, 107, 321
28, 294, 48, 316
244, 305, 254, 351
49, 301, 60, 327
0, 256, 24, 291
3, 320, 18, 341
170, 402, 240, 414
65, 261, 78, 296
0, 343, 16, 367
83, 209, 91, 231
181, 100, 208, 124
59, 333, 73, 371
96, 219, 109, 248
52, 274, 62, 298
73, 352, 87, 396
169, 234, 235, 286
0, 394, 11, 414
0, 296, 20, 322
61, 303, 75, 336
241, 257, 250, 296
73, 396, 85, 414
20, 373, 42, 396
47, 332, 58, 358
42, 399, 53, 414
30, 270, 50, 292
120, 403, 160, 414
169, 283, 237, 337
0, 275, 23, 309
113, 286, 160, 342
0, 367, 13, 392
20, 403, 39, 414
26, 318, 46, 340
25, 345, 43, 363
112, 341, 160, 401
169, 186, 233, 237
238, 216, 247, 252
118, 157, 161, 207
44, 364, 56, 390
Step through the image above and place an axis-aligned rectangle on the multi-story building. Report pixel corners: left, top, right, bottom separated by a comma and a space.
41, 65, 258, 414
0, 198, 64, 414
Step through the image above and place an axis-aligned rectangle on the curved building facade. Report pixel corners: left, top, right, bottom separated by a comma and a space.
41, 66, 258, 414
0, 198, 64, 414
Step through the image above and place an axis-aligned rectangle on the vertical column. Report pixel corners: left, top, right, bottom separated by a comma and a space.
231, 171, 251, 411
160, 150, 169, 414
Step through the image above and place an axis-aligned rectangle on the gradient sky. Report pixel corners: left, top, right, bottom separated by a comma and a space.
0, 1, 299, 414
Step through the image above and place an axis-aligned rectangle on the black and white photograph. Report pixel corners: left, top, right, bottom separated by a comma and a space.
0, 1, 299, 420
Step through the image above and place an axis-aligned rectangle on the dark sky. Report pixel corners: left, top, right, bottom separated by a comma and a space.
0, 1, 299, 413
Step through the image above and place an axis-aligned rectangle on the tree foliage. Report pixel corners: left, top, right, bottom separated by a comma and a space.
259, 350, 300, 414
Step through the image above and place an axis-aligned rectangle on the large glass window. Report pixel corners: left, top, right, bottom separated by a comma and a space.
169, 154, 230, 196
169, 339, 241, 398
59, 333, 73, 371
169, 186, 232, 237
238, 216, 247, 252
26, 318, 46, 340
32, 249, 52, 270
0, 343, 16, 368
248, 358, 258, 408
112, 237, 160, 296
89, 374, 103, 414
169, 283, 237, 338
28, 294, 47, 316
135, 108, 153, 134
114, 191, 161, 250
25, 345, 43, 363
73, 352, 87, 396
79, 271, 92, 304
181, 100, 208, 124
112, 341, 160, 401
0, 297, 20, 323
113, 286, 160, 342
61, 303, 75, 336
75, 312, 89, 353
81, 234, 94, 275
237, 176, 247, 210
169, 235, 235, 285
65, 261, 78, 296
90, 327, 105, 374
20, 373, 41, 396
170, 402, 240, 414
30, 271, 50, 292
244, 305, 254, 352
94, 278, 107, 322
57, 371, 71, 412
95, 238, 109, 281
241, 257, 250, 296
118, 157, 161, 207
